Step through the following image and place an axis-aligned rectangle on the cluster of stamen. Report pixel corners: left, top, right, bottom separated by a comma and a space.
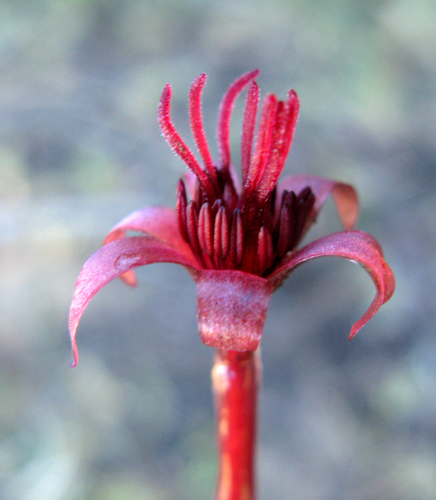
159, 70, 316, 277
176, 177, 315, 276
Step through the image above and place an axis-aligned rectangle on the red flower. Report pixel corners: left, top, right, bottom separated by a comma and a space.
69, 70, 395, 367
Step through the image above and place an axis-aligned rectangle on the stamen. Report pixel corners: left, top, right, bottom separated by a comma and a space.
195, 181, 206, 207
292, 187, 313, 247
186, 201, 201, 255
298, 190, 316, 243
198, 203, 213, 256
241, 81, 259, 185
227, 209, 244, 268
158, 84, 217, 200
243, 94, 277, 201
214, 206, 229, 261
269, 185, 277, 219
257, 226, 274, 273
235, 209, 245, 266
176, 180, 189, 242
217, 70, 260, 172
276, 201, 293, 258
298, 186, 312, 202
256, 90, 300, 203
211, 199, 223, 216
261, 194, 275, 232
222, 178, 238, 213
305, 191, 316, 219
189, 74, 219, 189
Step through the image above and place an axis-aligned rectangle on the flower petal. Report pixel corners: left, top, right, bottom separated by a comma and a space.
69, 237, 200, 367
278, 175, 359, 230
196, 270, 273, 351
268, 230, 395, 339
104, 206, 188, 247
103, 206, 194, 286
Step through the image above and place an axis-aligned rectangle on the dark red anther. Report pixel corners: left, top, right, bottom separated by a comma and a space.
212, 199, 223, 217
194, 181, 206, 207
235, 209, 245, 266
222, 177, 238, 213
269, 186, 277, 219
214, 206, 229, 261
227, 209, 245, 268
176, 180, 189, 243
297, 186, 312, 203
257, 226, 274, 274
198, 203, 213, 256
186, 201, 201, 255
276, 202, 292, 258
305, 191, 316, 219
292, 187, 313, 247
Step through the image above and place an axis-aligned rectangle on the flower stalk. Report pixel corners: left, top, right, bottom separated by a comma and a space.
212, 349, 260, 500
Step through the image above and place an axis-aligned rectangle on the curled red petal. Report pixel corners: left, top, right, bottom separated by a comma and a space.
196, 270, 273, 351
278, 175, 359, 230
103, 206, 191, 287
104, 206, 187, 248
267, 230, 395, 339
69, 237, 200, 368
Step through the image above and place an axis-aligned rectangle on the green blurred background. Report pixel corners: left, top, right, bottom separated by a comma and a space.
0, 0, 435, 498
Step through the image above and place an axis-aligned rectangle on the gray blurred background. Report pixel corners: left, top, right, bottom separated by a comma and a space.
0, 0, 435, 499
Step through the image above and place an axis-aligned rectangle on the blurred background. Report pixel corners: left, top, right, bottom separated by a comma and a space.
0, 0, 435, 498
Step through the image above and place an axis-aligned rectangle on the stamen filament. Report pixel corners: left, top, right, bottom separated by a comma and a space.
243, 94, 277, 201
217, 70, 260, 172
158, 84, 217, 200
241, 81, 260, 185
189, 74, 220, 190
256, 91, 299, 203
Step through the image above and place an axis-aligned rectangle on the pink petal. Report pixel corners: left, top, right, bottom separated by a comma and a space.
104, 206, 187, 248
103, 207, 194, 287
196, 270, 273, 351
268, 230, 395, 339
278, 175, 359, 230
69, 237, 200, 367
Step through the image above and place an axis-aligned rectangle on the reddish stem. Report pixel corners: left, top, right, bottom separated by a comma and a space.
212, 349, 260, 500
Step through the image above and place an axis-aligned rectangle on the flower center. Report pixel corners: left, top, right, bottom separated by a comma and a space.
176, 176, 315, 276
